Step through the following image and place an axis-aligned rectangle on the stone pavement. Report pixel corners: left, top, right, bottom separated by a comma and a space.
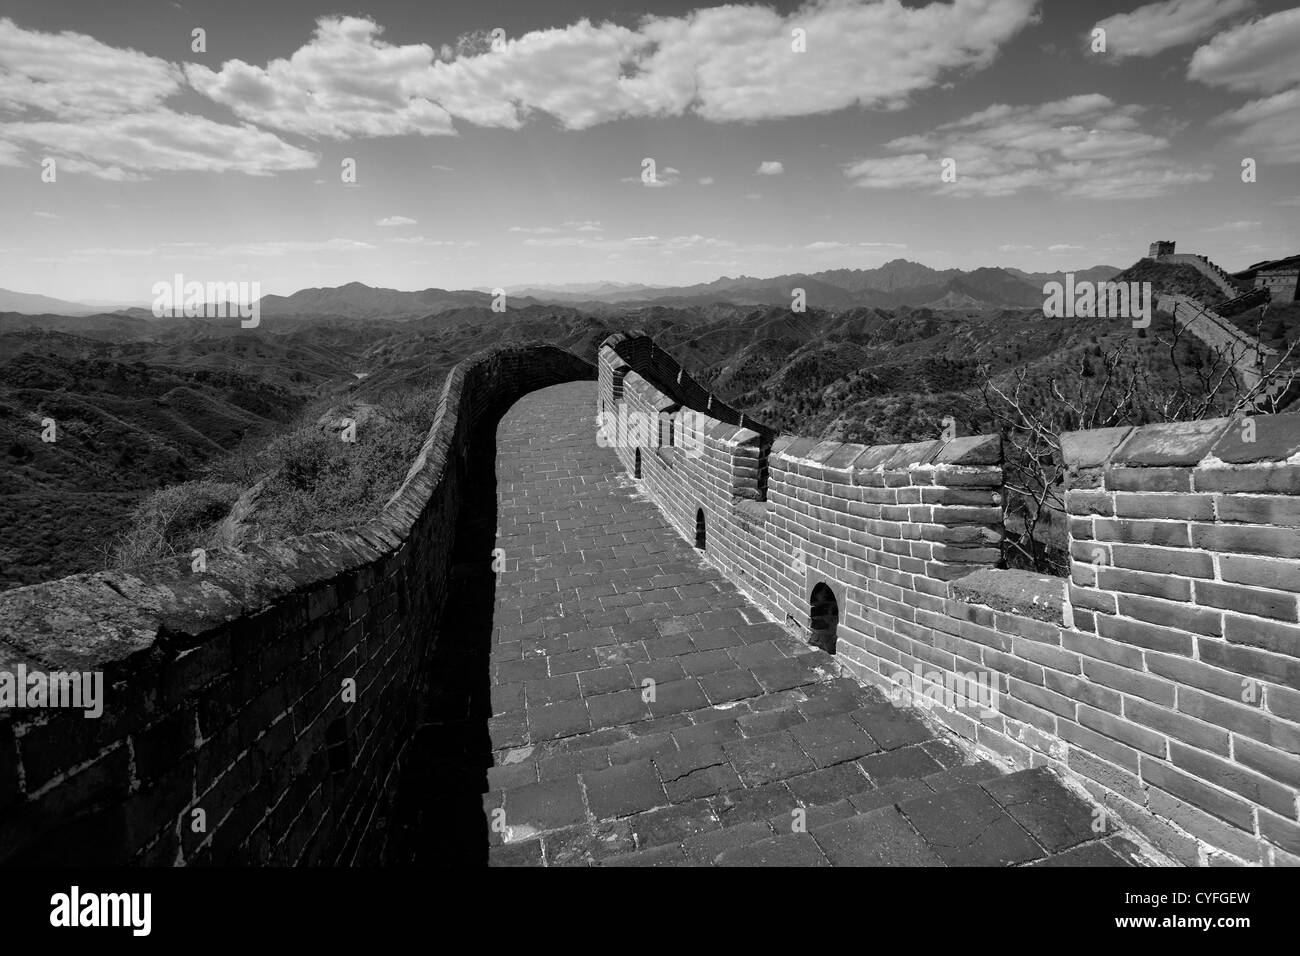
397, 380, 1147, 866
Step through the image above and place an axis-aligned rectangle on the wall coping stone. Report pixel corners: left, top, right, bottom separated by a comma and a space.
1063, 413, 1300, 470
949, 568, 1065, 625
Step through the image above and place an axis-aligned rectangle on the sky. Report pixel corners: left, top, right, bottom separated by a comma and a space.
1, 0, 1298, 302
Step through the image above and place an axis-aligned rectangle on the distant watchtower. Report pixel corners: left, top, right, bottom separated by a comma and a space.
1149, 240, 1175, 259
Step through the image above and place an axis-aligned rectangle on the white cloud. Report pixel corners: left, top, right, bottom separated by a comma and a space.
185, 2, 1038, 136
1048, 243, 1083, 252
509, 225, 559, 234
756, 161, 784, 176
698, 176, 715, 186
844, 94, 1213, 199
1188, 7, 1300, 93
0, 17, 182, 117
1090, 0, 1254, 60
564, 220, 603, 232
377, 216, 418, 226
2, 112, 316, 178
0, 18, 316, 177
1211, 86, 1300, 163
624, 165, 681, 187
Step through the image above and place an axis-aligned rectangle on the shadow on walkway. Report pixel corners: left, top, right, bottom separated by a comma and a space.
381, 410, 503, 866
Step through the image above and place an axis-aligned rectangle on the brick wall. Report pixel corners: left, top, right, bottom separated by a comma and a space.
0, 344, 594, 865
600, 332, 1300, 866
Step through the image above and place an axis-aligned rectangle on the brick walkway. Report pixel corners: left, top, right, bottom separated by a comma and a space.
401, 381, 1145, 866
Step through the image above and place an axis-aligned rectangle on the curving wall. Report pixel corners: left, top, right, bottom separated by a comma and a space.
601, 331, 1300, 867
0, 344, 595, 865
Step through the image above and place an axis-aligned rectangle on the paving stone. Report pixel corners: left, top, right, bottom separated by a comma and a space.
601, 843, 693, 867
1030, 840, 1129, 867
496, 658, 549, 683
699, 667, 763, 704
851, 704, 934, 750
692, 628, 746, 651
727, 641, 787, 668
682, 820, 776, 863
647, 678, 710, 717
627, 800, 719, 848
549, 649, 601, 675
750, 657, 826, 693
981, 767, 1097, 853
710, 783, 798, 827
630, 659, 686, 684
524, 674, 582, 706
606, 731, 677, 766
582, 758, 668, 818
502, 778, 588, 836
578, 665, 636, 697
487, 761, 538, 791
774, 798, 857, 834
542, 820, 635, 866
791, 713, 880, 767
488, 714, 529, 749
923, 762, 1004, 794
813, 807, 944, 867
672, 719, 743, 749
786, 763, 874, 805
587, 689, 653, 729
716, 833, 830, 867
488, 839, 544, 867
858, 744, 945, 786
724, 731, 816, 786
536, 748, 610, 783
527, 699, 591, 741
898, 785, 1045, 866
679, 649, 737, 676
491, 682, 526, 716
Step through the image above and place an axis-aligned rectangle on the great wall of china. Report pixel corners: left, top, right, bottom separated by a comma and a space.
601, 332, 1300, 866
1, 316, 1297, 867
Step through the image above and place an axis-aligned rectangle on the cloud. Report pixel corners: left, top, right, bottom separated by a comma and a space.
1210, 86, 1300, 163
186, 17, 456, 138
564, 220, 603, 231
185, 2, 1038, 136
1047, 243, 1082, 252
377, 216, 418, 226
756, 161, 784, 175
1090, 0, 1254, 60
1201, 220, 1261, 232
508, 225, 559, 234
0, 18, 316, 177
698, 176, 715, 185
0, 16, 182, 116
624, 165, 680, 187
1188, 7, 1300, 93
3, 112, 316, 178
844, 94, 1213, 198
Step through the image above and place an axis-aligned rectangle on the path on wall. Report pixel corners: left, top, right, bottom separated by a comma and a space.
389, 381, 1145, 866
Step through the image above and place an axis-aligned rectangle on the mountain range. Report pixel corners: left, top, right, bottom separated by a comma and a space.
0, 260, 1121, 319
